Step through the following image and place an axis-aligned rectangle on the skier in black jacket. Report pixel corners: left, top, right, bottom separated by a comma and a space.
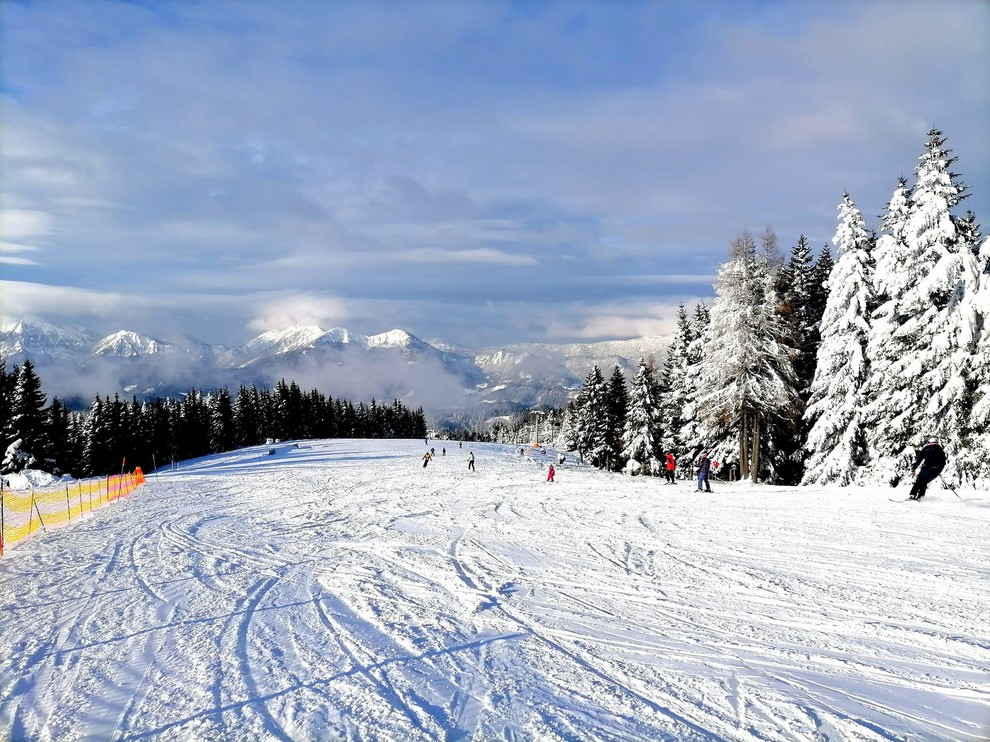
908, 438, 946, 500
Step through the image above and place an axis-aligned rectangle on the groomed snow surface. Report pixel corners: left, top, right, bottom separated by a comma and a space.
1, 439, 987, 741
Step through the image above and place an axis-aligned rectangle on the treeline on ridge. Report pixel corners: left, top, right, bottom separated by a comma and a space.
0, 367, 427, 479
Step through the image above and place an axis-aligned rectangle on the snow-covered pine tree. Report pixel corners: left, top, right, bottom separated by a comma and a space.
963, 236, 990, 484
808, 245, 834, 327
695, 232, 801, 482
803, 193, 875, 485
862, 130, 976, 484
677, 303, 711, 462
557, 402, 580, 452
42, 398, 74, 475
872, 177, 912, 306
210, 387, 236, 452
768, 231, 816, 484
82, 396, 108, 476
784, 235, 820, 392
605, 366, 628, 472
621, 359, 664, 475
575, 366, 611, 469
661, 304, 691, 451
1, 360, 48, 474
0, 360, 13, 454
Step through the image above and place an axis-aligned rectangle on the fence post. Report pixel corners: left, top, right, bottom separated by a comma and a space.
66, 482, 72, 521
31, 487, 46, 533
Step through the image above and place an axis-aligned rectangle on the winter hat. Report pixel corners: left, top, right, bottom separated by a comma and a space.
701, 452, 708, 457
928, 437, 938, 443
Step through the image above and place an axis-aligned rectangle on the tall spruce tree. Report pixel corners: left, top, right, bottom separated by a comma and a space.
785, 235, 820, 391
677, 303, 710, 462
963, 237, 990, 484
210, 387, 236, 452
862, 130, 975, 484
696, 232, 801, 481
803, 193, 875, 485
808, 245, 834, 326
2, 360, 48, 473
621, 359, 663, 475
663, 304, 691, 451
575, 366, 611, 469
605, 366, 628, 472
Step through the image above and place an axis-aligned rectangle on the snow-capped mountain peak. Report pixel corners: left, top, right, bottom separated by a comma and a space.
0, 320, 99, 362
92, 330, 172, 358
364, 329, 425, 350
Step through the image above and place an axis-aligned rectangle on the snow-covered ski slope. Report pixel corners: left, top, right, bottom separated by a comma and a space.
1, 439, 987, 741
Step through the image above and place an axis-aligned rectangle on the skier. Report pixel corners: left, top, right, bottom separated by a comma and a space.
908, 438, 946, 500
468, 451, 475, 471
665, 452, 676, 484
696, 453, 712, 492
442, 447, 446, 457
547, 464, 555, 482
422, 451, 432, 468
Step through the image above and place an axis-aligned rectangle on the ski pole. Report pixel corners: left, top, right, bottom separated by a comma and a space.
938, 474, 962, 500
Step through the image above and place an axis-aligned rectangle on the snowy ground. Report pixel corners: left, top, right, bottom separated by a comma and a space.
1, 439, 988, 741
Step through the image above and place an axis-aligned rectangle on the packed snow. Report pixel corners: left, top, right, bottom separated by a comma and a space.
1, 439, 987, 740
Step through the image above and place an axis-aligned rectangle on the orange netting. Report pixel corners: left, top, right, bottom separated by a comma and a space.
0, 468, 145, 556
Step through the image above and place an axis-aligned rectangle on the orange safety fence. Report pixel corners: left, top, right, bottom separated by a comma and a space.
0, 468, 145, 557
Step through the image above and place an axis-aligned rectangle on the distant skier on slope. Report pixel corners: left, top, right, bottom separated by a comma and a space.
547, 464, 555, 482
468, 451, 475, 471
696, 453, 712, 493
665, 452, 676, 484
422, 451, 432, 468
908, 438, 946, 500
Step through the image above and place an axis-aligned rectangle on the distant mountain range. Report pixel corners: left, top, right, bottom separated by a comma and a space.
0, 320, 669, 420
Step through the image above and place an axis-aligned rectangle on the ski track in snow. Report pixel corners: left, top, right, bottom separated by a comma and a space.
1, 439, 988, 741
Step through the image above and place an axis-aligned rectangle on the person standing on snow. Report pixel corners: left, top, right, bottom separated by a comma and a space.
468, 451, 475, 471
909, 438, 946, 500
422, 451, 432, 468
696, 453, 712, 492
547, 464, 555, 482
665, 452, 676, 484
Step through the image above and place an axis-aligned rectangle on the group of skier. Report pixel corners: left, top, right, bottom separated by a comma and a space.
418, 437, 948, 499
421, 442, 556, 481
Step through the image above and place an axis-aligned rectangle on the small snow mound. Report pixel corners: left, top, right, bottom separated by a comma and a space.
3, 469, 61, 490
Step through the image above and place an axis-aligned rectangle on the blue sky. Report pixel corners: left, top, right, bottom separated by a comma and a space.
1, 0, 987, 349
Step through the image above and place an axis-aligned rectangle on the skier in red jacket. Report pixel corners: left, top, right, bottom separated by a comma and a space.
664, 452, 676, 484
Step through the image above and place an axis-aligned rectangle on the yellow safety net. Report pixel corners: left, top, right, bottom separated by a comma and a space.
0, 468, 145, 556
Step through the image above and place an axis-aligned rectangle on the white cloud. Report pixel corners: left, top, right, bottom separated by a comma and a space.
0, 209, 53, 240
397, 247, 538, 266
247, 294, 350, 333
0, 280, 126, 322
544, 299, 697, 341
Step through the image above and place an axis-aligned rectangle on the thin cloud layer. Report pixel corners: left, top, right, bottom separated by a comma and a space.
1, 0, 986, 349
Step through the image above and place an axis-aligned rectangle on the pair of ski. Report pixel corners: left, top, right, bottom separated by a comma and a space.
890, 472, 962, 503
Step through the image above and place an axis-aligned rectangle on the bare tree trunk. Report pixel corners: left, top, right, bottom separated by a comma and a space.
752, 412, 762, 482
740, 410, 750, 480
